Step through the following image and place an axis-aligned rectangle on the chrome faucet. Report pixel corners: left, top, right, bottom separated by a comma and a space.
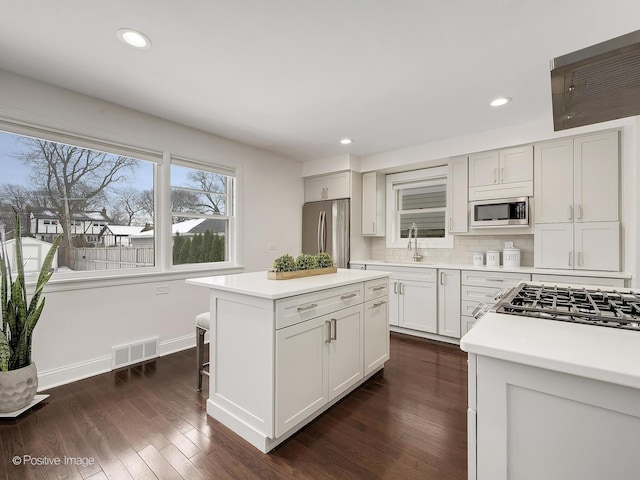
407, 223, 423, 262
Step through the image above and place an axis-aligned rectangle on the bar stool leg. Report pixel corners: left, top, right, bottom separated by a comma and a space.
196, 326, 206, 391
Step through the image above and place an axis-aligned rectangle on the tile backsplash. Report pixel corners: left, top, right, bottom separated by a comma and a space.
370, 235, 534, 266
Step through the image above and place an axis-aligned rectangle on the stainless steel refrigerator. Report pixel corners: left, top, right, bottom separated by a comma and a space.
302, 198, 350, 268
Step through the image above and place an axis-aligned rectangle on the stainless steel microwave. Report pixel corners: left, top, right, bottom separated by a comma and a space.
470, 197, 529, 228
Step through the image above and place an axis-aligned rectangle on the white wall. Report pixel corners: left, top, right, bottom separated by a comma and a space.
0, 69, 303, 389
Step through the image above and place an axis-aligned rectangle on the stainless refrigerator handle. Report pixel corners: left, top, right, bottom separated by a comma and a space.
322, 210, 327, 253
317, 210, 323, 253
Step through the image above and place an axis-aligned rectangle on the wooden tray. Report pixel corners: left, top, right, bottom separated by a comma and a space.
267, 266, 337, 280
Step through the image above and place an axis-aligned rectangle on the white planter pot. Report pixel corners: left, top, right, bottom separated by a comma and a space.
0, 362, 38, 413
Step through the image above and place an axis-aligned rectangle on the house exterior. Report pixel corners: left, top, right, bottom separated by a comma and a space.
29, 208, 110, 244
100, 225, 145, 247
129, 218, 226, 247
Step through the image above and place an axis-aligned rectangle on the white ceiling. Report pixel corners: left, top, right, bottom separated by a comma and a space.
0, 1, 639, 161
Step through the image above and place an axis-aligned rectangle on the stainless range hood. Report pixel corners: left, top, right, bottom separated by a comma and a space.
551, 29, 640, 131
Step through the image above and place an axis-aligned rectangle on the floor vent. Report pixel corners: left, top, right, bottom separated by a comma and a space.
112, 337, 159, 369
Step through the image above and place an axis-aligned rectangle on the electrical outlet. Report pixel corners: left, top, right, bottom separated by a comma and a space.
268, 243, 277, 250
505, 241, 514, 248
155, 285, 169, 295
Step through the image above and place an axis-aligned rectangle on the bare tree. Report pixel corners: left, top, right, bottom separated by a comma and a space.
20, 139, 137, 249
138, 189, 155, 224
110, 187, 149, 226
185, 171, 227, 214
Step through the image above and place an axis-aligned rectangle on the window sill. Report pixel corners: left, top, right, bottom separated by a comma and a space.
28, 265, 245, 294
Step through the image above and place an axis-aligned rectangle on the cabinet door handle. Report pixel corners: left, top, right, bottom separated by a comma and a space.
501, 167, 505, 183
494, 168, 497, 184
331, 318, 337, 340
568, 205, 573, 221
577, 204, 583, 220
372, 221, 376, 233
297, 303, 318, 312
569, 252, 573, 267
325, 320, 332, 343
370, 301, 387, 309
399, 283, 404, 294
372, 285, 386, 291
341, 293, 358, 300
440, 272, 445, 285
449, 218, 453, 232
393, 282, 398, 294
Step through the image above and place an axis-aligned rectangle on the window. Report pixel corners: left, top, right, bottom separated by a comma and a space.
170, 160, 235, 267
0, 128, 156, 275
386, 166, 453, 248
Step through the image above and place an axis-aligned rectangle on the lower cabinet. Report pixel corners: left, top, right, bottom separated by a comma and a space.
438, 269, 461, 338
275, 304, 363, 437
364, 297, 390, 375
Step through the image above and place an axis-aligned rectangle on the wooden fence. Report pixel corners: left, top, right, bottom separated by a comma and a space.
59, 246, 154, 271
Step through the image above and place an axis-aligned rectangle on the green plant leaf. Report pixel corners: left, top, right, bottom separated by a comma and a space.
0, 329, 10, 372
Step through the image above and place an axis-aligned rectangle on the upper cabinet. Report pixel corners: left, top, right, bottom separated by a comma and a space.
447, 156, 468, 233
534, 131, 620, 271
534, 131, 619, 224
361, 172, 385, 236
468, 145, 533, 201
304, 171, 351, 202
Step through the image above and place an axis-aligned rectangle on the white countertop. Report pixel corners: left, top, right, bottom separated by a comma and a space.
460, 311, 640, 389
186, 268, 391, 300
350, 259, 632, 280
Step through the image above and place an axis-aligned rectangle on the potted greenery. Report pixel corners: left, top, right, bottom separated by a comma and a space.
268, 253, 336, 279
0, 212, 60, 413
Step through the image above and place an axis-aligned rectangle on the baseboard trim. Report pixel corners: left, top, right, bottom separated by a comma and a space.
38, 333, 206, 391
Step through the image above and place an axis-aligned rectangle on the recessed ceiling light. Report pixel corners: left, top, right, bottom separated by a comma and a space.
117, 28, 152, 49
340, 138, 353, 145
490, 97, 512, 107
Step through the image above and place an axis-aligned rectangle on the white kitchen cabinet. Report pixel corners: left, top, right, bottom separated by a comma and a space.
574, 131, 619, 222
447, 156, 468, 233
531, 274, 626, 288
437, 269, 461, 338
535, 222, 619, 271
304, 171, 351, 202
472, 355, 640, 480
461, 270, 530, 335
276, 315, 329, 436
397, 278, 438, 333
327, 305, 364, 400
534, 138, 574, 224
363, 281, 389, 375
361, 171, 385, 236
534, 131, 619, 224
468, 145, 533, 201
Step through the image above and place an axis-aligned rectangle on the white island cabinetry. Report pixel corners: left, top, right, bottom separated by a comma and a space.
186, 269, 390, 453
461, 312, 640, 480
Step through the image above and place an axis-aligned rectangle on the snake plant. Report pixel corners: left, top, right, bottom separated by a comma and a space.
0, 213, 61, 372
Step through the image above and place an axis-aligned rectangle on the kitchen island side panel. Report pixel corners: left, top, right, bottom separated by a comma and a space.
209, 291, 275, 438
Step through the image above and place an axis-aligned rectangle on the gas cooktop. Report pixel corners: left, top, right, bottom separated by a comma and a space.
495, 283, 640, 331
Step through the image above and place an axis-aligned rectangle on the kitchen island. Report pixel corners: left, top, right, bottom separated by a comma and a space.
186, 268, 391, 452
461, 307, 640, 480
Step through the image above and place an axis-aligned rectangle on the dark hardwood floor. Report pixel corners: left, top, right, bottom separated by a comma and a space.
0, 333, 468, 480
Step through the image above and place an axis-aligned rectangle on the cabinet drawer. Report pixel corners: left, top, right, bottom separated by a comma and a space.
364, 278, 389, 302
531, 274, 625, 288
462, 270, 530, 288
462, 301, 487, 317
462, 285, 505, 303
276, 283, 364, 329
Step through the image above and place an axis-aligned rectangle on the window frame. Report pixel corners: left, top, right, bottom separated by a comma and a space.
167, 156, 239, 272
385, 166, 454, 249
0, 119, 243, 286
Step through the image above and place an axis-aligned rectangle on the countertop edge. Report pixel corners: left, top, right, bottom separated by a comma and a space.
350, 259, 632, 280
186, 270, 391, 300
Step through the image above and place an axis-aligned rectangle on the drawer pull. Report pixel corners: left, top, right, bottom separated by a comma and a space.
325, 320, 332, 343
331, 318, 337, 341
372, 285, 386, 291
486, 278, 504, 282
341, 293, 358, 300
369, 301, 387, 309
297, 303, 318, 312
